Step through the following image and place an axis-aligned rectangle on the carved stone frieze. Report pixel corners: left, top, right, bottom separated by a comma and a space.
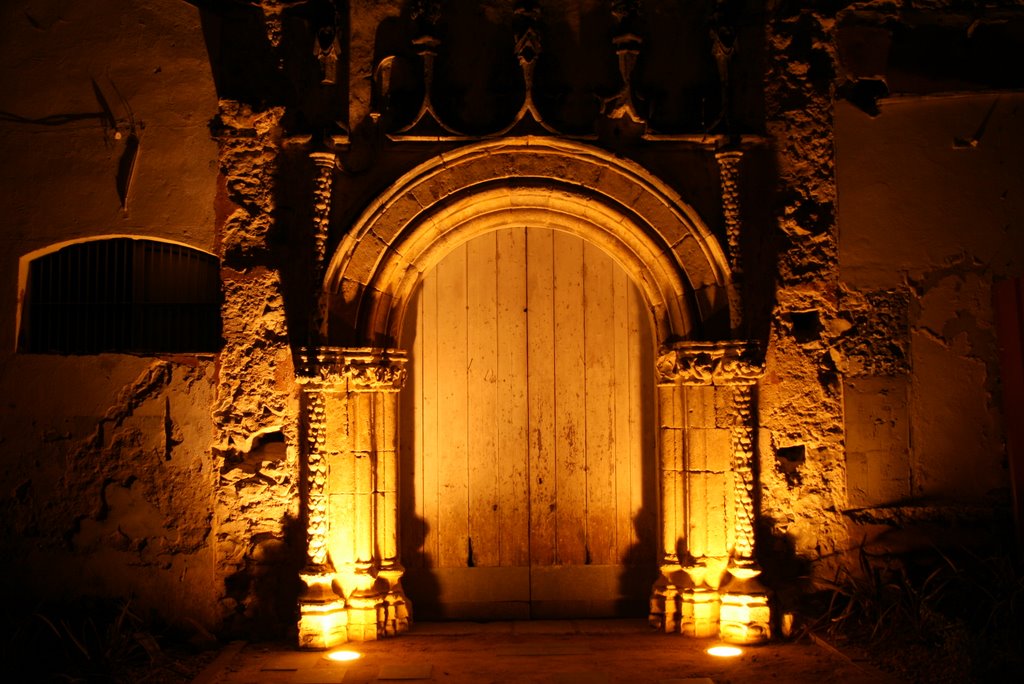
297, 347, 408, 392
656, 341, 762, 386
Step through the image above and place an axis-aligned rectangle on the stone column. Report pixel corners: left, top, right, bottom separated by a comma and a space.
719, 368, 772, 644
341, 348, 409, 640
309, 151, 336, 339
716, 148, 744, 334
296, 354, 347, 650
652, 341, 767, 641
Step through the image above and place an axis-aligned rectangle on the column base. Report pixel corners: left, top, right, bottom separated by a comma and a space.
297, 573, 348, 649
649, 579, 681, 633
680, 587, 720, 638
381, 586, 412, 636
346, 592, 383, 642
719, 565, 772, 644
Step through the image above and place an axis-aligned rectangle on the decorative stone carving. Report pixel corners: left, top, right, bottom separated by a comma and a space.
494, 0, 560, 136
731, 384, 757, 560
716, 150, 743, 277
390, 1, 467, 139
601, 1, 645, 128
309, 151, 336, 339
314, 15, 340, 86
297, 347, 408, 392
709, 0, 738, 131
656, 341, 761, 386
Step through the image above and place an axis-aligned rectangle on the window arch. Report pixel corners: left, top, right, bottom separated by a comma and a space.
18, 237, 221, 355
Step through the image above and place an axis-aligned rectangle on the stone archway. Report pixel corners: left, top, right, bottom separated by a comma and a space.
296, 137, 769, 648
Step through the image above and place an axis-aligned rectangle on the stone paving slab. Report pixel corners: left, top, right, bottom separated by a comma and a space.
549, 672, 611, 684
495, 643, 593, 656
377, 663, 433, 680
196, 620, 905, 684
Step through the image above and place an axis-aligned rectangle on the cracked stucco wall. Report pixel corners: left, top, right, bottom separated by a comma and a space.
835, 93, 1024, 528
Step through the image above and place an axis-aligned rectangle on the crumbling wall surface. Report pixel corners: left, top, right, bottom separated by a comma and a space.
0, 0, 223, 630
212, 102, 303, 638
757, 5, 848, 578
0, 357, 220, 627
835, 93, 1024, 513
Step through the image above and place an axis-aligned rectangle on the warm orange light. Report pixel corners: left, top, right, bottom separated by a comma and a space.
325, 649, 362, 662
706, 645, 743, 657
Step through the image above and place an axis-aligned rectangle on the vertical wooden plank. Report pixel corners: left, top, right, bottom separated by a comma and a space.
527, 229, 557, 566
436, 244, 470, 567
497, 227, 530, 567
399, 285, 422, 568
420, 267, 439, 568
467, 233, 500, 566
629, 282, 654, 562
583, 242, 618, 565
553, 231, 587, 565
612, 266, 634, 561
637, 284, 659, 562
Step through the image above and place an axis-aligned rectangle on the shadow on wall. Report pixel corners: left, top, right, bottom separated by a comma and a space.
400, 515, 441, 620
755, 514, 811, 628
616, 507, 660, 617
223, 514, 306, 640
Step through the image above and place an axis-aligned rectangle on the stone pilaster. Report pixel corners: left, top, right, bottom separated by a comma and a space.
651, 341, 768, 641
296, 347, 410, 647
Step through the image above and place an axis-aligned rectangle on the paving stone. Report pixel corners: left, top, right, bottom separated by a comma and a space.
261, 653, 318, 670
550, 672, 611, 684
512, 620, 577, 635
377, 663, 433, 680
497, 643, 592, 656
287, 667, 348, 683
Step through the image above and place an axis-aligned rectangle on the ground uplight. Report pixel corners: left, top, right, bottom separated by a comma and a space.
706, 645, 743, 658
325, 649, 362, 662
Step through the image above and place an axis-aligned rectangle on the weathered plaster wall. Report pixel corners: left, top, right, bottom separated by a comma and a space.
757, 5, 849, 580
835, 93, 1024, 516
0, 0, 229, 631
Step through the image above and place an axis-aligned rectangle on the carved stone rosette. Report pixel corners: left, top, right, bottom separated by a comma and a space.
296, 347, 410, 647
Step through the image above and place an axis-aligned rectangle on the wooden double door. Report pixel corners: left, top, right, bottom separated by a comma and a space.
399, 227, 658, 619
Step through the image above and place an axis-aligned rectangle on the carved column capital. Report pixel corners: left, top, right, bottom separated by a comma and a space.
310, 150, 338, 169
656, 341, 763, 386
298, 347, 408, 392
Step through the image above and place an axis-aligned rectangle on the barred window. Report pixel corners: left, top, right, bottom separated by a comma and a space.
18, 238, 221, 354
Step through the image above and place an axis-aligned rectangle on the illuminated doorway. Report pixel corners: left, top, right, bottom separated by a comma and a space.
399, 227, 658, 619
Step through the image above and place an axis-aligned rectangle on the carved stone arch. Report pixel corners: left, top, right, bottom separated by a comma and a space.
324, 136, 736, 347
298, 137, 770, 649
